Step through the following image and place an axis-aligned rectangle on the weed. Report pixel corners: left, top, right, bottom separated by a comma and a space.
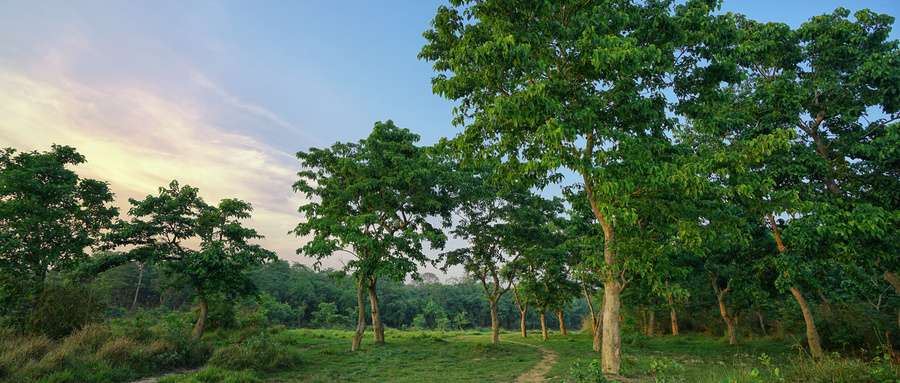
568, 359, 607, 383
649, 357, 685, 383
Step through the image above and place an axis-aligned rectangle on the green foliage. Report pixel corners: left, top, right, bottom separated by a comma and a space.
310, 302, 348, 329
20, 277, 105, 339
0, 145, 117, 316
568, 360, 607, 383
293, 120, 453, 283
207, 331, 302, 372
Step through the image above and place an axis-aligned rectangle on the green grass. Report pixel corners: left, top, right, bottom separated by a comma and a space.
4, 324, 898, 382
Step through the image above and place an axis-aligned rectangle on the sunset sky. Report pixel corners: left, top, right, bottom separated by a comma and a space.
1, 0, 897, 281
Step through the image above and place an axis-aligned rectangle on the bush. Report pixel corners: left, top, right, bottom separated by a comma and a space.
25, 281, 105, 339
207, 332, 302, 372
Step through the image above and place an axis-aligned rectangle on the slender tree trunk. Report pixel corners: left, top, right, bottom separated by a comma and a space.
583, 284, 596, 331
557, 311, 568, 335
593, 308, 603, 352
490, 299, 501, 345
513, 285, 528, 338
368, 278, 384, 343
711, 272, 738, 345
756, 310, 767, 336
715, 290, 738, 345
352, 278, 367, 351
766, 213, 824, 358
131, 262, 144, 312
884, 270, 900, 329
193, 291, 208, 341
520, 308, 528, 338
647, 311, 656, 338
664, 281, 679, 336
601, 280, 623, 374
790, 286, 824, 357
540, 311, 548, 340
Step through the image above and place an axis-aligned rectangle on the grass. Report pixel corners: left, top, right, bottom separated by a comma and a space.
3, 323, 899, 382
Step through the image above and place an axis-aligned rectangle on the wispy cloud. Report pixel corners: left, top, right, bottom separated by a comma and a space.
0, 65, 316, 263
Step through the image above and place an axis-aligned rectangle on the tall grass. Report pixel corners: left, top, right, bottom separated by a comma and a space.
0, 313, 210, 382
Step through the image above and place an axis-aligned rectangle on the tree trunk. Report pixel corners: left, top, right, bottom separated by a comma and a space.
647, 311, 656, 338
601, 280, 623, 374
593, 308, 603, 352
756, 310, 767, 336
664, 280, 679, 336
513, 285, 528, 338
352, 278, 367, 351
490, 299, 501, 345
790, 286, 824, 357
767, 213, 824, 358
131, 262, 144, 312
586, 180, 622, 374
557, 311, 568, 335
520, 308, 528, 337
715, 292, 738, 345
884, 270, 900, 329
193, 293, 208, 341
712, 273, 737, 345
540, 311, 548, 340
367, 278, 384, 343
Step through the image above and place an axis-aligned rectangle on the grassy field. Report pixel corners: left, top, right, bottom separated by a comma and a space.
161, 329, 898, 383
3, 323, 899, 382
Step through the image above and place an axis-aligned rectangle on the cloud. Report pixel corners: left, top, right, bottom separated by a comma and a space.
0, 66, 319, 264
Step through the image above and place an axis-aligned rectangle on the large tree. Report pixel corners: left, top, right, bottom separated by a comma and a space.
106, 181, 276, 339
680, 8, 900, 355
0, 145, 117, 316
420, 1, 727, 373
293, 120, 453, 351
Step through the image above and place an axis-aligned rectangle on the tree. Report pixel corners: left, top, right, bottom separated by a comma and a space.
681, 8, 900, 356
293, 120, 453, 351
0, 145, 117, 316
107, 180, 276, 339
421, 0, 729, 373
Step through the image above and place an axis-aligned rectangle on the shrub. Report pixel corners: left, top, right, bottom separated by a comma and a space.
568, 360, 607, 383
207, 332, 302, 372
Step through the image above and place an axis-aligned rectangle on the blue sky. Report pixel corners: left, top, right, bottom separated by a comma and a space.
1, 0, 897, 281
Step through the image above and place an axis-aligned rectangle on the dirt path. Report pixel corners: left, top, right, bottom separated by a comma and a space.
507, 340, 558, 383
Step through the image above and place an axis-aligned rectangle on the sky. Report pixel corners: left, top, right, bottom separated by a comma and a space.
1, 0, 898, 282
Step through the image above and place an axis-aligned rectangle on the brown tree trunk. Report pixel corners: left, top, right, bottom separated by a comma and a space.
601, 279, 623, 374
368, 278, 384, 343
711, 272, 738, 345
668, 298, 679, 335
352, 278, 367, 351
540, 311, 548, 340
756, 310, 767, 336
557, 311, 568, 335
490, 299, 501, 345
520, 308, 528, 338
647, 311, 656, 338
513, 285, 528, 338
884, 270, 900, 329
715, 291, 738, 345
586, 175, 622, 374
766, 213, 824, 358
593, 308, 603, 352
193, 292, 208, 341
790, 286, 824, 357
131, 262, 144, 312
